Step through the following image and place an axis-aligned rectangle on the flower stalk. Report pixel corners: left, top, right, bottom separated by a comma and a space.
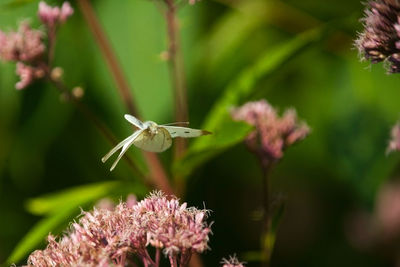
76, 0, 138, 116
232, 100, 310, 266
164, 0, 189, 160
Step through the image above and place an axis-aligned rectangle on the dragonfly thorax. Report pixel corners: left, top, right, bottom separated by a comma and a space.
143, 121, 159, 135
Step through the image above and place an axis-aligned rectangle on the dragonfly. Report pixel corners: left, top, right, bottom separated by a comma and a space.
102, 114, 211, 171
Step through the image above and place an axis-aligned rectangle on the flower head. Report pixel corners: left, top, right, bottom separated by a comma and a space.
221, 255, 245, 267
0, 22, 45, 63
0, 1, 74, 90
231, 100, 309, 165
355, 0, 400, 73
24, 191, 211, 267
38, 1, 74, 27
133, 191, 211, 257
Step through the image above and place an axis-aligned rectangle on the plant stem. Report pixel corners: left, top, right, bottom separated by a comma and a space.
260, 159, 272, 267
77, 0, 174, 195
76, 0, 138, 116
164, 0, 189, 160
46, 26, 57, 67
155, 248, 161, 267
169, 255, 178, 267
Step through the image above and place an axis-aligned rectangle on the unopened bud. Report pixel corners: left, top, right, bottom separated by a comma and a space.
51, 67, 64, 81
72, 86, 84, 99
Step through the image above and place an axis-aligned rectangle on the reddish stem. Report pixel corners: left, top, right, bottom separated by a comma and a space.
76, 0, 138, 116
164, 0, 189, 160
155, 248, 161, 267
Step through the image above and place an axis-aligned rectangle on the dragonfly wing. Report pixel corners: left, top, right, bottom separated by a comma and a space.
133, 127, 172, 152
102, 131, 140, 163
162, 126, 211, 138
108, 130, 143, 171
124, 114, 144, 129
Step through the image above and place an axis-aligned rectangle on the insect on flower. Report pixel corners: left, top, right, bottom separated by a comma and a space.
102, 114, 211, 171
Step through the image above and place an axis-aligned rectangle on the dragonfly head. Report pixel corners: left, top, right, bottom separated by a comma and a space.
144, 121, 159, 135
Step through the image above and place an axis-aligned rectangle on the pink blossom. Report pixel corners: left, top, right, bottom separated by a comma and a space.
38, 1, 74, 27
387, 121, 400, 154
231, 100, 310, 165
15, 63, 45, 90
24, 191, 211, 267
133, 191, 211, 261
0, 22, 45, 62
355, 0, 400, 73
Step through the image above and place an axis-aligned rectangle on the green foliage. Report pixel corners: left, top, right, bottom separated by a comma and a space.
0, 0, 36, 10
6, 206, 77, 265
26, 181, 120, 215
8, 181, 126, 264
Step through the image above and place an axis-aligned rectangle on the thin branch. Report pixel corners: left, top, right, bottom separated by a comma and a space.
76, 0, 138, 116
164, 0, 189, 160
155, 248, 161, 267
259, 159, 273, 267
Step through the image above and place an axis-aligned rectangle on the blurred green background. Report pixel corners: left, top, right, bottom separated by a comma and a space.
1, 0, 400, 266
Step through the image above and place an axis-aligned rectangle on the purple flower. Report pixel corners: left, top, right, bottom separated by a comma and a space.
355, 0, 400, 73
231, 100, 309, 165
0, 2, 74, 90
133, 192, 210, 263
24, 191, 211, 267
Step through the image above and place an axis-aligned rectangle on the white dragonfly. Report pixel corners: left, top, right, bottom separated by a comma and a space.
102, 114, 211, 171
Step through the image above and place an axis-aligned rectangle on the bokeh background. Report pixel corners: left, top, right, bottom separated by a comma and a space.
1, 0, 400, 266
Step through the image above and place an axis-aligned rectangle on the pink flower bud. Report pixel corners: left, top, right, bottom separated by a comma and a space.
38, 1, 73, 27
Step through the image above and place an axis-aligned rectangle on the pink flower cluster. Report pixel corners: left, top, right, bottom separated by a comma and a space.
0, 1, 73, 90
387, 121, 400, 154
25, 191, 211, 267
38, 1, 74, 27
0, 22, 45, 63
356, 0, 400, 73
221, 256, 245, 267
232, 100, 310, 165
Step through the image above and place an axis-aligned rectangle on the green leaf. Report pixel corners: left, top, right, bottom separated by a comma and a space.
0, 0, 36, 10
174, 27, 323, 178
6, 205, 77, 265
202, 27, 323, 133
26, 181, 120, 215
197, 0, 270, 72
